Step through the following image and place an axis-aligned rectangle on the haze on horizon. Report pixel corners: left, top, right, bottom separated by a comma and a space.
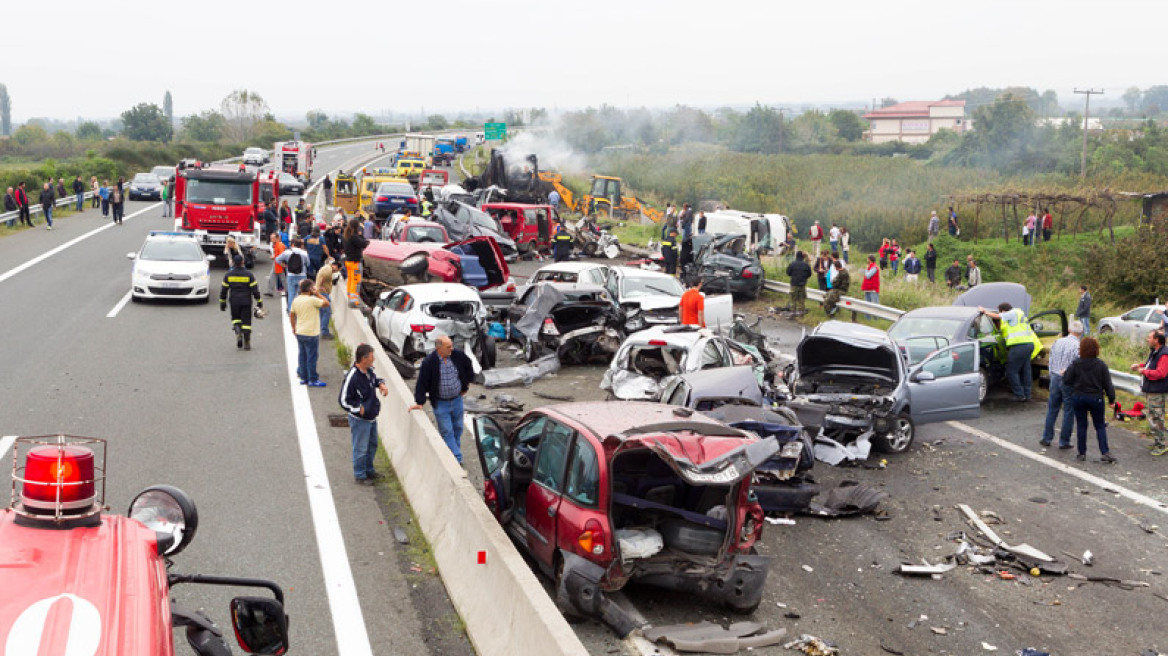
3, 0, 1161, 122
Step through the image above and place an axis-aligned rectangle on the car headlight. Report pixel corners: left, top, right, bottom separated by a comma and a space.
129, 485, 198, 556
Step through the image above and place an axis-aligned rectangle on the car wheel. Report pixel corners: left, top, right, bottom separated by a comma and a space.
977, 369, 988, 404
1099, 324, 1113, 334
873, 412, 914, 453
583, 242, 598, 257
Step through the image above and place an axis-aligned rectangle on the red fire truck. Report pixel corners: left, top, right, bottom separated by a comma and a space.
174, 162, 278, 268
0, 434, 289, 655
273, 141, 314, 184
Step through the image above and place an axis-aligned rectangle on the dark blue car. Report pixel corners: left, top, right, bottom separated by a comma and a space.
373, 181, 419, 218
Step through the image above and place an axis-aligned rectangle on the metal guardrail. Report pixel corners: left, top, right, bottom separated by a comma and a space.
1, 186, 135, 227
762, 279, 905, 321
1110, 370, 1143, 395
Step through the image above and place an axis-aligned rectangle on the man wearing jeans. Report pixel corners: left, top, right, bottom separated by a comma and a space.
73, 176, 85, 212
340, 344, 389, 486
410, 336, 475, 463
289, 278, 329, 387
275, 237, 309, 312
1041, 320, 1082, 448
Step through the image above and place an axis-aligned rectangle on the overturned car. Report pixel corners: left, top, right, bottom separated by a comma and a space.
471, 403, 774, 635
505, 282, 624, 365
792, 321, 981, 462
360, 235, 516, 312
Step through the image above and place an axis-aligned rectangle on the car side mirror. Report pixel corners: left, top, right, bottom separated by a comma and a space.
230, 596, 289, 655
912, 371, 936, 383
127, 253, 137, 260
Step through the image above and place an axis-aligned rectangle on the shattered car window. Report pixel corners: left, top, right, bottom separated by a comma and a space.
629, 346, 686, 378
621, 276, 684, 299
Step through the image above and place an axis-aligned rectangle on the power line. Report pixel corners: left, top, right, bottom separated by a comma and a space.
1074, 88, 1104, 178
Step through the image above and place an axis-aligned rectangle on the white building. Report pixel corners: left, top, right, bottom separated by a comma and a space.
863, 100, 967, 144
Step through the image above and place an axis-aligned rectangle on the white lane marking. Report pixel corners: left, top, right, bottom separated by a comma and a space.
0, 436, 16, 461
0, 203, 163, 286
948, 420, 1168, 516
106, 291, 133, 318
277, 303, 373, 655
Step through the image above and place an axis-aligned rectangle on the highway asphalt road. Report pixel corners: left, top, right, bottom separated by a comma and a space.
0, 140, 469, 655
458, 255, 1168, 656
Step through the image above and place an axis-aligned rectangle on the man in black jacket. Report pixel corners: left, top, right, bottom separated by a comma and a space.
785, 251, 812, 314
39, 182, 56, 230
340, 344, 389, 485
72, 176, 85, 212
409, 336, 475, 463
3, 187, 16, 214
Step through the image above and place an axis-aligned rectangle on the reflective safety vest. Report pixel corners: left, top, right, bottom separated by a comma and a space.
554, 230, 573, 243
1001, 309, 1043, 358
661, 238, 677, 252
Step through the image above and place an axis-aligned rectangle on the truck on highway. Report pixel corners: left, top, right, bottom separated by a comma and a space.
174, 161, 277, 268
454, 135, 469, 152
433, 137, 456, 166
401, 133, 436, 164
273, 140, 314, 184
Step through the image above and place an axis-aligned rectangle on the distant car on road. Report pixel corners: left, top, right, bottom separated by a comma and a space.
277, 172, 305, 196
1097, 304, 1165, 340
149, 165, 176, 182
243, 147, 268, 166
127, 173, 163, 201
127, 231, 213, 302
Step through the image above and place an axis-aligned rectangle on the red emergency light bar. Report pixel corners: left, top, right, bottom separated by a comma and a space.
10, 435, 106, 522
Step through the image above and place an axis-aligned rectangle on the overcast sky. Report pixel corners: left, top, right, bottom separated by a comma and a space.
4, 0, 1162, 122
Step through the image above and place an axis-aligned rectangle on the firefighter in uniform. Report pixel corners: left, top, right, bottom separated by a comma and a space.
661, 229, 679, 275
553, 221, 573, 262
220, 255, 264, 350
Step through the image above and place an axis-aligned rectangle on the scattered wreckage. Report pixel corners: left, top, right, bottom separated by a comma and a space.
471, 403, 776, 636
505, 282, 625, 365
601, 325, 785, 402
428, 200, 520, 261
682, 233, 766, 300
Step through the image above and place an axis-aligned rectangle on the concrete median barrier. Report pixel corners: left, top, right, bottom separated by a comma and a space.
332, 290, 587, 656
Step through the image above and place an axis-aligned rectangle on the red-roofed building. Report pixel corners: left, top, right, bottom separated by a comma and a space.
863, 100, 967, 144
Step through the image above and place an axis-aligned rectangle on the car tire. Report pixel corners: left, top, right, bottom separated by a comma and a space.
977, 369, 988, 404
1099, 324, 1113, 334
583, 242, 598, 257
873, 412, 915, 454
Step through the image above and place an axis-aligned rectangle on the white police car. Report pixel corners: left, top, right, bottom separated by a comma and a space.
127, 231, 214, 302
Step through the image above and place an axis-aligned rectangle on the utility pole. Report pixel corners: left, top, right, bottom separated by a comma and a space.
1074, 88, 1104, 178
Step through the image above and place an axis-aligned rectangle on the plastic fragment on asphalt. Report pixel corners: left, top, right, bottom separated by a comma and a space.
766, 517, 797, 525
930, 627, 947, 635
982, 642, 998, 651
898, 561, 957, 576
958, 504, 1053, 562
783, 634, 839, 655
801, 564, 814, 573
1082, 549, 1093, 566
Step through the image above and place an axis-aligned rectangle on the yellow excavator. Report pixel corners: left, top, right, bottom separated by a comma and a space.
538, 172, 663, 223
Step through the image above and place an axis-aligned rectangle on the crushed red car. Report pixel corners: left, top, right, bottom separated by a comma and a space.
471, 402, 775, 636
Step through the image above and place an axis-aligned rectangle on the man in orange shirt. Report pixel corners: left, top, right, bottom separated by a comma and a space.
679, 279, 705, 327
265, 232, 287, 297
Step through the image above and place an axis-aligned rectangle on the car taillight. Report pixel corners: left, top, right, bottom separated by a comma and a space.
540, 317, 560, 336
376, 196, 389, 202
505, 280, 516, 293
410, 324, 435, 333
407, 198, 418, 205
741, 269, 754, 278
483, 480, 499, 516
578, 519, 605, 556
21, 445, 96, 511
648, 339, 668, 346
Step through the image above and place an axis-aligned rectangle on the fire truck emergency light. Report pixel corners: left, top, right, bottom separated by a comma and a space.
21, 445, 96, 511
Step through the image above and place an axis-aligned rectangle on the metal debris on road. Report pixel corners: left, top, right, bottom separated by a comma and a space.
480, 353, 560, 388
958, 504, 1054, 562
643, 621, 787, 654
802, 481, 887, 517
930, 626, 947, 635
982, 642, 998, 651
783, 634, 839, 656
533, 391, 574, 401
898, 560, 957, 576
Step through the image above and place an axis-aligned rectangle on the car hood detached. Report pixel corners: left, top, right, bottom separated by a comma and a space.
953, 282, 1031, 315
796, 334, 899, 382
515, 284, 567, 339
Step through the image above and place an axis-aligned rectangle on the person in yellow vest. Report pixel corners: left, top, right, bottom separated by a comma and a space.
980, 302, 1042, 402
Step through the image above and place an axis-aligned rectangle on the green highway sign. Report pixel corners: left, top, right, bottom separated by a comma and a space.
484, 122, 507, 140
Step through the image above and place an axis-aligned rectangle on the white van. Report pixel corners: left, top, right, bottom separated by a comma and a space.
474, 132, 486, 146
700, 210, 790, 254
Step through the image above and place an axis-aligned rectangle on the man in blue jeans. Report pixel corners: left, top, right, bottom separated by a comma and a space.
289, 278, 329, 386
340, 344, 389, 485
410, 336, 475, 463
1041, 320, 1082, 448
